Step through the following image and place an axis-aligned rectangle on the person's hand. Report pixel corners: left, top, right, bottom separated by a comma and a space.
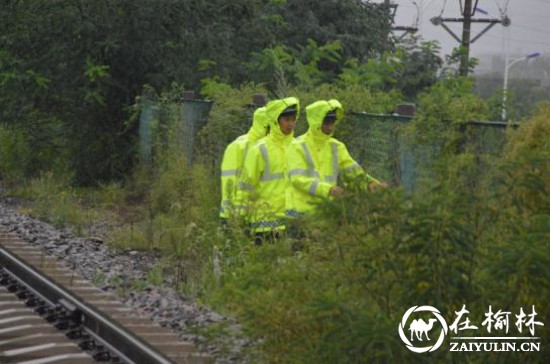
329, 185, 344, 196
368, 181, 388, 192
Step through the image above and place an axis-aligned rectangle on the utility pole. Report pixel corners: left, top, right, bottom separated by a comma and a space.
383, 0, 392, 51
459, 0, 473, 76
430, 0, 510, 76
384, 0, 418, 45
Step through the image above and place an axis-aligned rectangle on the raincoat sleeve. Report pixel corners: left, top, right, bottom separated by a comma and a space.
338, 142, 380, 184
236, 144, 264, 211
220, 141, 242, 218
288, 142, 333, 198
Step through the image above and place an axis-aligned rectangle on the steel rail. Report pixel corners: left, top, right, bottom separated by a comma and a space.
0, 246, 175, 364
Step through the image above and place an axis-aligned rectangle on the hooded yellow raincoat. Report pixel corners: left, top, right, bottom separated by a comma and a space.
220, 107, 268, 219
237, 97, 300, 232
286, 99, 379, 216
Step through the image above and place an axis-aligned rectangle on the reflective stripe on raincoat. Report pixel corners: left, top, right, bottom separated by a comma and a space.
286, 99, 379, 216
220, 107, 268, 218
237, 97, 300, 231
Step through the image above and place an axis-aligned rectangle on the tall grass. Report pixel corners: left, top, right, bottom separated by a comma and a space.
11, 172, 99, 235
194, 103, 549, 363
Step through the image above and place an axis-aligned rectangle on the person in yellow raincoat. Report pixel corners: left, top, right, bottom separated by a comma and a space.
237, 97, 300, 244
220, 107, 269, 221
286, 99, 385, 217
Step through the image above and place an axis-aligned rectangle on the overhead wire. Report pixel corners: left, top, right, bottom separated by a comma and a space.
493, 0, 505, 17
503, 0, 510, 13
514, 23, 550, 36
483, 32, 550, 48
438, 0, 448, 17
473, 0, 481, 16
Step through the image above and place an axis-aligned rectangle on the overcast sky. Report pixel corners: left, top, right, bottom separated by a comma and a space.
380, 0, 550, 60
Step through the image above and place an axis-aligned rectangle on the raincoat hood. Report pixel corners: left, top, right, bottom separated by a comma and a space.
305, 99, 344, 142
265, 97, 300, 143
247, 106, 268, 142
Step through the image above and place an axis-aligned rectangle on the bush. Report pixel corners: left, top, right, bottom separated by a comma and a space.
0, 125, 31, 182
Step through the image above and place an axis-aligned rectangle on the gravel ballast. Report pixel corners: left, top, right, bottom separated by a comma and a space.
0, 198, 249, 363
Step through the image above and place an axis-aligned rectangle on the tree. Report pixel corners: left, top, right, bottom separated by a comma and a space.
395, 38, 443, 99
0, 0, 396, 184
270, 0, 391, 74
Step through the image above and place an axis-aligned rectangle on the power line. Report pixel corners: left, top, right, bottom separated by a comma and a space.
513, 23, 550, 36
492, 0, 510, 17
423, 0, 439, 11
438, 0, 448, 17
517, 14, 550, 22
503, 0, 511, 14
430, 0, 509, 75
483, 32, 550, 48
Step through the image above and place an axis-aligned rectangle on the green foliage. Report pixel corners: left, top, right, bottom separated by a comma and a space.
182, 85, 545, 363
485, 79, 550, 122
196, 81, 403, 171
395, 39, 443, 99
108, 88, 223, 292
13, 172, 98, 235
201, 117, 548, 362
197, 81, 268, 166
442, 46, 480, 77
1, 1, 143, 184
96, 182, 127, 212
109, 227, 149, 252
415, 77, 488, 126
92, 271, 107, 286
245, 40, 344, 91
0, 0, 438, 186
481, 103, 550, 309
243, 38, 440, 98
146, 263, 165, 286
269, 0, 392, 65
0, 125, 31, 182
499, 103, 550, 213
7, 86, 547, 363
337, 53, 402, 91
288, 39, 342, 90
4, 2, 547, 361
204, 186, 477, 362
245, 45, 295, 89
0, 117, 68, 183
405, 77, 489, 165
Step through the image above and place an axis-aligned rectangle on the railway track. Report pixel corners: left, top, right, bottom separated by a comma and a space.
0, 228, 212, 364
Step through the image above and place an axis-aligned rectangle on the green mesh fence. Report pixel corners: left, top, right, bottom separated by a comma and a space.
138, 96, 156, 165
397, 132, 441, 194
178, 100, 213, 164
340, 113, 513, 193
343, 112, 412, 187
463, 121, 510, 155
139, 97, 213, 165
140, 100, 513, 192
